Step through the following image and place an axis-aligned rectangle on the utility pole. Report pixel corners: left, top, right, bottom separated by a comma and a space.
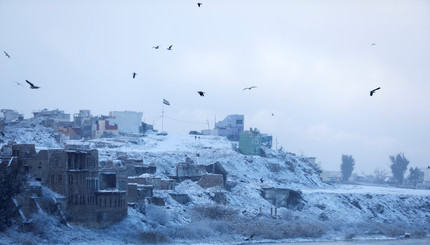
161, 104, 164, 132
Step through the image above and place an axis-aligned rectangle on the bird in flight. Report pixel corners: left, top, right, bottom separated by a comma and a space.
167, 45, 173, 50
153, 46, 160, 49
12, 81, 24, 87
245, 234, 255, 241
197, 91, 205, 97
271, 113, 274, 116
370, 87, 380, 96
4, 51, 10, 58
26, 80, 40, 89
133, 72, 137, 79
197, 3, 202, 7
243, 86, 257, 91
371, 43, 376, 46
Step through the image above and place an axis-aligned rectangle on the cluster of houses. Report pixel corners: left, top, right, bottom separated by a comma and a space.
1, 108, 152, 140
0, 142, 229, 228
1, 109, 273, 157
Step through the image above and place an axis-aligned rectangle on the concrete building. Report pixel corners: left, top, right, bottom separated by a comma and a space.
239, 128, 262, 155
1, 109, 24, 122
95, 120, 119, 138
213, 114, 244, 141
33, 109, 70, 122
72, 110, 94, 139
109, 111, 143, 134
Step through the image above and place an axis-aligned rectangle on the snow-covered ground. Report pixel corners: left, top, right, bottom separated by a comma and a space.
1, 120, 430, 244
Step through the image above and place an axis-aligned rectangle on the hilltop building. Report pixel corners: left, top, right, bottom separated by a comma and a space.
214, 114, 244, 141
109, 111, 143, 134
239, 128, 273, 156
95, 119, 119, 138
1, 109, 24, 122
33, 109, 70, 122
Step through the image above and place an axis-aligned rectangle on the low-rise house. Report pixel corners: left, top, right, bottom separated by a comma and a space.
213, 114, 244, 141
239, 128, 262, 155
1, 109, 24, 122
33, 109, 70, 122
95, 119, 119, 138
109, 111, 143, 134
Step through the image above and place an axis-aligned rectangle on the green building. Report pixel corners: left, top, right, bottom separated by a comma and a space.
239, 129, 262, 155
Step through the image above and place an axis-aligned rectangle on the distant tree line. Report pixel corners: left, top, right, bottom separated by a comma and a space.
339, 153, 425, 186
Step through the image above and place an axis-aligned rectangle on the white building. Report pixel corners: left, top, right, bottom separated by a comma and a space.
109, 111, 143, 134
1, 109, 23, 122
213, 114, 244, 141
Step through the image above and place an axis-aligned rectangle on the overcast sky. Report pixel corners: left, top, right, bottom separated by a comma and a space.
1, 0, 430, 174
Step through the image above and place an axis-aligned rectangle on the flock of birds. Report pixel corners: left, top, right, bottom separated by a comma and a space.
3, 1, 381, 128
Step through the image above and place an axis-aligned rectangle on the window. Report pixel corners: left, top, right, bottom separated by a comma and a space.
236, 120, 243, 124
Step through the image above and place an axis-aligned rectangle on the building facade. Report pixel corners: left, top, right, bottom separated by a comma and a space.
213, 114, 244, 141
239, 129, 262, 155
14, 144, 128, 228
109, 111, 143, 134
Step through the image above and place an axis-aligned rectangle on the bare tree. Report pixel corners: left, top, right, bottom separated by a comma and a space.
374, 168, 388, 184
341, 155, 355, 182
389, 153, 409, 185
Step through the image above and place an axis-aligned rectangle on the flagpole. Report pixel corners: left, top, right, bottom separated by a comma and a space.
161, 103, 164, 132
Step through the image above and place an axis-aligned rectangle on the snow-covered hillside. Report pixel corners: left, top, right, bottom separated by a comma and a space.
1, 120, 430, 244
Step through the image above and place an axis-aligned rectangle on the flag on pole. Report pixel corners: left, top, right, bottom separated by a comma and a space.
163, 99, 170, 106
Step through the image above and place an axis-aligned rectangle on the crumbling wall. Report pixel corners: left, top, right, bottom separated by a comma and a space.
198, 174, 224, 188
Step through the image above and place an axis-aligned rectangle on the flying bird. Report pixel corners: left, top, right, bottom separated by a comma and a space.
197, 3, 202, 7
271, 113, 274, 116
370, 87, 380, 96
26, 80, 40, 89
4, 51, 10, 58
197, 91, 205, 97
243, 86, 257, 91
12, 81, 24, 87
371, 43, 376, 46
245, 234, 255, 241
153, 46, 160, 49
133, 72, 137, 79
167, 45, 173, 50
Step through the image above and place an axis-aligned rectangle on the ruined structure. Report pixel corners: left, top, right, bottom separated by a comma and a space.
173, 157, 228, 189
175, 157, 207, 181
2, 143, 127, 228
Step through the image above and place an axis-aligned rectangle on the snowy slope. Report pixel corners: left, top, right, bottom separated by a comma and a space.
2, 122, 430, 244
